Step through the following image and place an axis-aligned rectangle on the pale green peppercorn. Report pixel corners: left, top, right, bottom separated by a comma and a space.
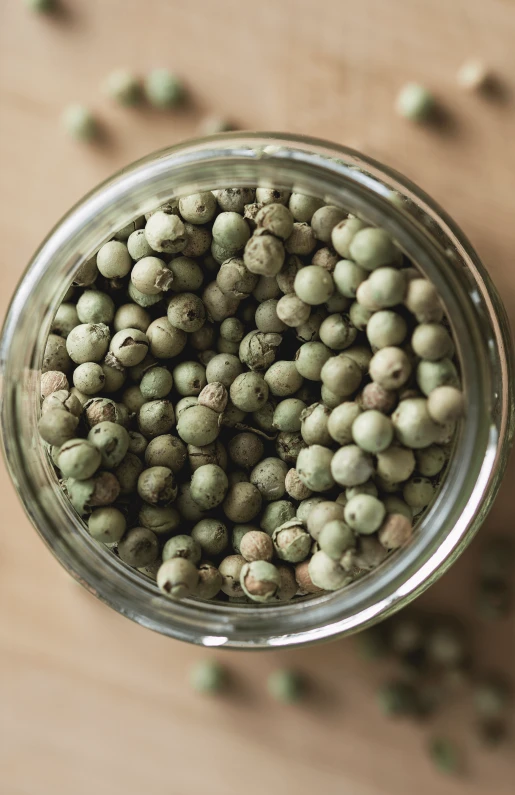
144, 69, 184, 108
66, 471, 120, 514
179, 192, 217, 225
104, 69, 141, 105
255, 203, 294, 240
294, 265, 334, 306
333, 258, 368, 298
96, 241, 132, 279
220, 317, 245, 343
128, 282, 163, 308
296, 445, 334, 492
300, 403, 332, 446
87, 421, 130, 468
309, 550, 350, 590
127, 229, 154, 260
196, 562, 223, 600
172, 361, 207, 397
320, 354, 362, 397
88, 507, 127, 544
294, 342, 331, 381
404, 279, 443, 323
190, 464, 228, 510
83, 397, 125, 428
367, 267, 406, 307
41, 389, 82, 417
318, 520, 355, 560
345, 494, 386, 535
396, 83, 435, 122
38, 408, 79, 447
190, 659, 226, 694
176, 404, 221, 446
254, 299, 287, 333
311, 206, 346, 243
230, 371, 269, 411
349, 301, 373, 331
206, 353, 244, 387
284, 468, 312, 501
349, 227, 398, 271
352, 409, 394, 453
62, 104, 98, 141
240, 560, 281, 602
121, 385, 146, 414
264, 360, 303, 397
392, 397, 440, 448
273, 399, 306, 432
417, 359, 459, 397
212, 212, 250, 251
272, 520, 311, 562
165, 256, 203, 292
415, 445, 446, 477
216, 187, 255, 213
244, 234, 285, 277
367, 311, 408, 349
146, 318, 187, 359
250, 457, 288, 501
202, 281, 240, 321
145, 211, 186, 255
138, 503, 180, 534
58, 438, 102, 480
137, 465, 177, 506
118, 527, 159, 567
218, 554, 246, 596
72, 362, 106, 395
289, 193, 323, 223
331, 444, 374, 487
268, 669, 304, 702
66, 323, 110, 364
275, 294, 311, 328
403, 476, 435, 509
139, 367, 173, 400
163, 534, 202, 565
158, 558, 199, 599
369, 346, 412, 389
260, 500, 296, 535
376, 445, 416, 483
166, 293, 206, 332
114, 452, 143, 495
137, 400, 175, 437
327, 401, 362, 445
411, 323, 453, 361
318, 314, 357, 351
52, 303, 79, 338
223, 482, 262, 523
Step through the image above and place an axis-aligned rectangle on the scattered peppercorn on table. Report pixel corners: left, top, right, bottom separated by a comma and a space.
1, 2, 515, 795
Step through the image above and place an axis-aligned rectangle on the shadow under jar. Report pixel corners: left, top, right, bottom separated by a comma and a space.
0, 133, 513, 649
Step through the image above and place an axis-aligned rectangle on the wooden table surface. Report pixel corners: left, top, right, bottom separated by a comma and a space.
0, 1, 514, 794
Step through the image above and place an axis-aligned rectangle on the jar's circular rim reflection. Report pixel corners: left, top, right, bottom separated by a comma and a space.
1, 133, 513, 649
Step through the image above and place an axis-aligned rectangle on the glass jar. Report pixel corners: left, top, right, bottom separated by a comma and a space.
1, 133, 513, 649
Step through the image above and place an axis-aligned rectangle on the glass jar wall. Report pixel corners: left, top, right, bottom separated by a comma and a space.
0, 134, 513, 648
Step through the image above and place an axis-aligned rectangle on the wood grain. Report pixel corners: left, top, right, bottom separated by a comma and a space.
0, 1, 514, 794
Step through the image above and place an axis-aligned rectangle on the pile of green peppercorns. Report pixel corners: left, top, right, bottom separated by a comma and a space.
38, 187, 464, 604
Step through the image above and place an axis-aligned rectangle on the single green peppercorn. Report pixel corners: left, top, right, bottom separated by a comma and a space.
118, 527, 159, 568
62, 104, 98, 141
88, 507, 127, 545
144, 69, 185, 108
157, 558, 198, 599
240, 560, 281, 602
190, 464, 228, 510
190, 659, 226, 694
427, 737, 460, 775
162, 534, 201, 565
396, 84, 435, 122
267, 669, 305, 703
104, 69, 142, 105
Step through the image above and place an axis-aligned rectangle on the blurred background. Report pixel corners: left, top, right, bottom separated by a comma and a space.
0, 1, 514, 793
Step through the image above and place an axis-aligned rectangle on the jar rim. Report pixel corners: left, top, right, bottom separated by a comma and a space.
1, 133, 513, 648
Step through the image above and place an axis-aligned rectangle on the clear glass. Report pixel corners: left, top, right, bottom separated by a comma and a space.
0, 133, 513, 649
